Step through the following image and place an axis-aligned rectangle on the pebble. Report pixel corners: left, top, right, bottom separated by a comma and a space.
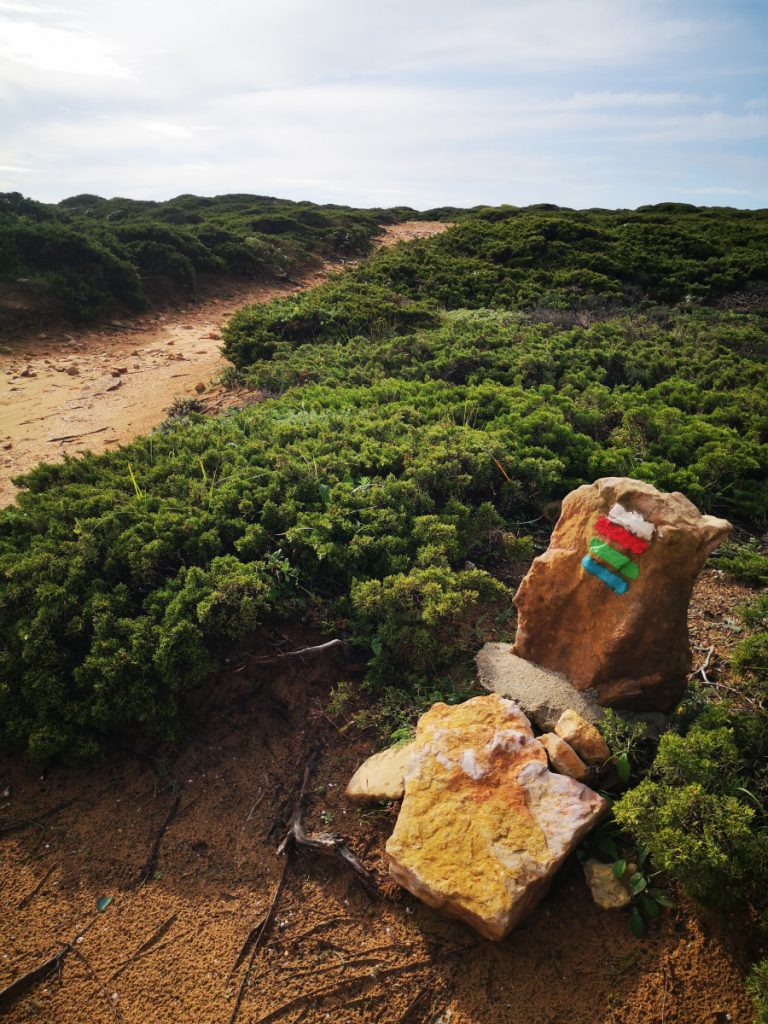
66, 365, 80, 376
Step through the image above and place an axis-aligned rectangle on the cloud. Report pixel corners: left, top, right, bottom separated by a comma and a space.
0, 12, 134, 78
0, 0, 765, 208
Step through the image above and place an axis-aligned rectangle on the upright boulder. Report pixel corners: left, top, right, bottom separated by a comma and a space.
512, 478, 730, 710
386, 694, 607, 940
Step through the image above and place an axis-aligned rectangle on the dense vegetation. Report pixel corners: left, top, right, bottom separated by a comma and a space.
0, 191, 411, 327
1, 202, 766, 764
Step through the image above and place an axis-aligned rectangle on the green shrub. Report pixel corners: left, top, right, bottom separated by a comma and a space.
351, 565, 510, 684
712, 539, 768, 587
748, 959, 768, 1023
613, 777, 761, 910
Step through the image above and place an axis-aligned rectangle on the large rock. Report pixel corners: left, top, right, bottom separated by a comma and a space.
385, 694, 607, 940
512, 478, 731, 710
345, 743, 414, 803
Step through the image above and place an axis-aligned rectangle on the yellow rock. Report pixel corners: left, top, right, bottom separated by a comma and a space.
386, 694, 607, 940
583, 859, 631, 909
538, 732, 590, 781
344, 743, 414, 803
555, 709, 611, 765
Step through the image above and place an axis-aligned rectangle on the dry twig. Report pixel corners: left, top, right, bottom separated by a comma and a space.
228, 857, 291, 1024
17, 865, 56, 910
250, 638, 344, 664
0, 917, 98, 1012
278, 749, 378, 899
71, 947, 124, 1023
108, 913, 178, 981
133, 793, 181, 887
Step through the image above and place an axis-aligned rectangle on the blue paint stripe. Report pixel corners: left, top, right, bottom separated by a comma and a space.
581, 554, 629, 595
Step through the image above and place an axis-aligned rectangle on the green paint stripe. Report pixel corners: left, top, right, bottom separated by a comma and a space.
589, 538, 640, 580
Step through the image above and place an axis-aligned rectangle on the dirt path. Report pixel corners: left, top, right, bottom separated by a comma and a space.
0, 221, 448, 506
0, 573, 756, 1024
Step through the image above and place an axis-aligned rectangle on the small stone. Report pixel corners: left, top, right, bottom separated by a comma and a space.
538, 732, 589, 781
345, 743, 415, 803
583, 859, 631, 909
110, 370, 121, 377
206, 331, 221, 340
555, 710, 611, 765
195, 382, 206, 394
66, 365, 80, 376
19, 365, 35, 378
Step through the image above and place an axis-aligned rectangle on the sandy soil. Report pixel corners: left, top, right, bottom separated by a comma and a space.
0, 572, 757, 1024
0, 221, 449, 507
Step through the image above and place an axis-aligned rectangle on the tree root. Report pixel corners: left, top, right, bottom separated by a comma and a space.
277, 748, 378, 899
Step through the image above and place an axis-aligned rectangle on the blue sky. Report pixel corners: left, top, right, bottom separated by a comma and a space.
0, 0, 766, 209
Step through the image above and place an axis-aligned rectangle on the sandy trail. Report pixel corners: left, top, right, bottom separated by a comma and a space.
0, 221, 448, 506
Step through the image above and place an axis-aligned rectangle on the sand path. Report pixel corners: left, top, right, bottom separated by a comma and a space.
0, 221, 448, 506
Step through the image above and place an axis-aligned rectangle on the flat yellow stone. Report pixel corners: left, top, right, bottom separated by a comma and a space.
386, 694, 607, 940
344, 743, 414, 803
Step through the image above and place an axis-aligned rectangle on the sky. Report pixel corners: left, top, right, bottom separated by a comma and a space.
0, 0, 766, 210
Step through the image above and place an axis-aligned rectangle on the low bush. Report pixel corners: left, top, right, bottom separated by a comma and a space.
0, 191, 390, 326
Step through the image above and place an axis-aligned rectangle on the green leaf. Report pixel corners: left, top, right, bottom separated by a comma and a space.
612, 858, 627, 879
641, 895, 661, 919
628, 872, 647, 896
594, 834, 619, 859
96, 895, 113, 913
628, 905, 646, 939
647, 887, 675, 908
616, 752, 631, 785
636, 844, 650, 868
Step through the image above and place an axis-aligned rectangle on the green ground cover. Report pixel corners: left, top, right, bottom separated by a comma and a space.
0, 191, 410, 326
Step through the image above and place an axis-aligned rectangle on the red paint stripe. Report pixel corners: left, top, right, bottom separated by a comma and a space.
595, 517, 649, 555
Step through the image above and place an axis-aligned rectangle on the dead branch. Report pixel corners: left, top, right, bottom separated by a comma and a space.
108, 912, 177, 980
0, 918, 97, 1012
47, 426, 109, 443
691, 645, 715, 683
17, 865, 56, 910
287, 916, 352, 945
396, 984, 432, 1023
250, 638, 344, 665
0, 946, 70, 1010
277, 749, 378, 899
133, 793, 181, 887
71, 947, 124, 1023
252, 957, 444, 1024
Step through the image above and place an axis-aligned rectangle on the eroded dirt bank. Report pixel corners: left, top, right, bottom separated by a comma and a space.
0, 221, 448, 506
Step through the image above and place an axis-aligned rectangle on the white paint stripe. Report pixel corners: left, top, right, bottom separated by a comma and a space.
607, 502, 656, 541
